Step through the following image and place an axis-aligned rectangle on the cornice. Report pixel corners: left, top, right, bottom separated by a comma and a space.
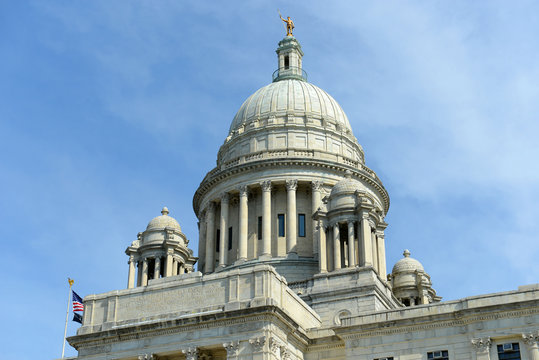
193, 158, 389, 215
335, 303, 539, 340
68, 305, 311, 351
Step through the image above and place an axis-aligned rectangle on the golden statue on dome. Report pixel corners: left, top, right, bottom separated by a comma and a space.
279, 11, 294, 36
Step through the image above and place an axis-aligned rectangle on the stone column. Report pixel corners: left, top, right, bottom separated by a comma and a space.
359, 214, 373, 266
311, 181, 322, 256
154, 257, 161, 279
165, 250, 173, 277
141, 258, 148, 286
172, 258, 178, 276
260, 180, 272, 258
137, 260, 142, 287
523, 333, 539, 360
204, 202, 216, 273
286, 179, 298, 255
179, 263, 185, 274
471, 337, 492, 360
347, 220, 356, 267
318, 221, 327, 273
197, 211, 206, 272
218, 193, 229, 268
377, 231, 387, 280
333, 223, 341, 270
238, 185, 248, 262
127, 256, 136, 289
371, 229, 379, 273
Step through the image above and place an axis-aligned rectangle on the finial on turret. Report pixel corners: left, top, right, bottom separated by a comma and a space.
403, 249, 411, 257
161, 206, 169, 215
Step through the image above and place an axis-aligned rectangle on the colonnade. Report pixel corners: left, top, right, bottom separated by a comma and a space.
202, 180, 323, 273
319, 215, 387, 277
127, 253, 191, 288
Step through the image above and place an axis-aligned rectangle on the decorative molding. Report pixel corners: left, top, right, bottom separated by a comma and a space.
223, 341, 240, 357
182, 347, 198, 360
249, 336, 266, 352
260, 180, 272, 192
471, 337, 491, 352
285, 179, 298, 191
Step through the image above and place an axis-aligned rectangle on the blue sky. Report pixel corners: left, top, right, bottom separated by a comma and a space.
1, 1, 538, 359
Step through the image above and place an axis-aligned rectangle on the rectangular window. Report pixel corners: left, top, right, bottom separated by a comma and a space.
497, 343, 521, 360
374, 357, 394, 360
278, 214, 285, 237
216, 229, 220, 252
284, 55, 289, 69
427, 351, 449, 360
258, 216, 262, 240
298, 214, 306, 237
228, 227, 233, 250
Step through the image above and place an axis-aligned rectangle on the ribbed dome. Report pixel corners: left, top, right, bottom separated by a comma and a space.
392, 250, 424, 274
330, 172, 362, 197
146, 207, 181, 231
229, 79, 352, 133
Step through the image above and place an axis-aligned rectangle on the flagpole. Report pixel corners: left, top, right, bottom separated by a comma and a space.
62, 278, 74, 359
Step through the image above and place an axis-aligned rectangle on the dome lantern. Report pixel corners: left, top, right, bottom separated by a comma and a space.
272, 36, 307, 82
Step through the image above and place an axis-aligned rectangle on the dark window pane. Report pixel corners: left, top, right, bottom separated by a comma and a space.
216, 229, 220, 252
298, 214, 306, 237
497, 344, 521, 360
278, 214, 285, 237
258, 217, 262, 240
228, 227, 233, 250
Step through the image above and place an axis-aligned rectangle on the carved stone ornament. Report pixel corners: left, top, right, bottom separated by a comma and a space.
471, 337, 492, 352
249, 336, 266, 352
238, 185, 248, 197
281, 346, 292, 360
182, 347, 199, 360
269, 336, 284, 355
138, 354, 156, 360
260, 180, 272, 192
311, 180, 322, 191
285, 179, 298, 191
522, 332, 539, 346
223, 341, 240, 356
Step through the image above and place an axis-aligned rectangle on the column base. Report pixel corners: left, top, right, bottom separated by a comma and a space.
234, 258, 247, 265
216, 264, 227, 272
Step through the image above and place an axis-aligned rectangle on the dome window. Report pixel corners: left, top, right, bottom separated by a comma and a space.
284, 55, 290, 69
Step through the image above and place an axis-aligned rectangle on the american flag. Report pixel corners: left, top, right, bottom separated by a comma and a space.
72, 290, 84, 312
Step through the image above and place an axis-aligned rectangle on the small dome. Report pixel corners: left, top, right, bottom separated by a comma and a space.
229, 79, 352, 133
330, 171, 362, 197
146, 207, 182, 231
392, 249, 424, 274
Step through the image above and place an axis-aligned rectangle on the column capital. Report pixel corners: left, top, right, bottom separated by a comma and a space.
249, 336, 266, 352
285, 179, 298, 191
260, 180, 272, 192
221, 192, 229, 204
270, 336, 285, 356
471, 337, 492, 353
311, 180, 322, 191
223, 341, 240, 357
238, 185, 249, 197
182, 347, 199, 360
207, 201, 216, 211
523, 332, 539, 346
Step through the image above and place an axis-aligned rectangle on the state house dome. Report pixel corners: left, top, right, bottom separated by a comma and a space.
229, 79, 352, 134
